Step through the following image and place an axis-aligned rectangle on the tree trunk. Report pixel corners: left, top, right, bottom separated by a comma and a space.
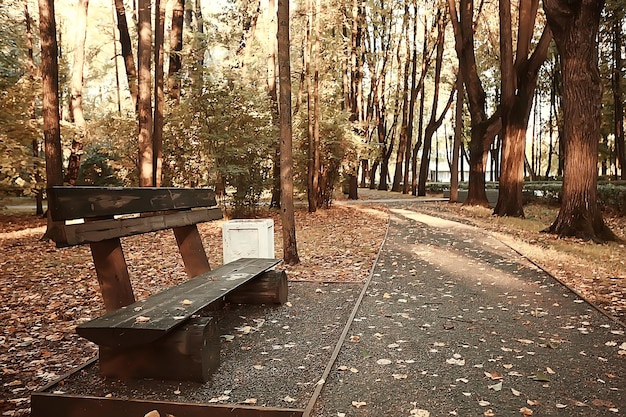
449, 75, 463, 203
39, 0, 64, 240
168, 0, 184, 101
65, 0, 89, 186
495, 1, 551, 217
137, 0, 153, 187
543, 0, 616, 242
613, 12, 626, 179
418, 10, 449, 196
267, 0, 281, 209
277, 0, 300, 264
114, 0, 138, 110
153, 0, 165, 186
391, 2, 410, 193
305, 0, 316, 212
448, 0, 496, 207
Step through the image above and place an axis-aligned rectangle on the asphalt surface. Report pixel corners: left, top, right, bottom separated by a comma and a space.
311, 205, 625, 416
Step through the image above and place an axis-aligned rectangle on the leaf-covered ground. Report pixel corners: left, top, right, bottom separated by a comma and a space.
0, 204, 388, 416
1, 191, 625, 416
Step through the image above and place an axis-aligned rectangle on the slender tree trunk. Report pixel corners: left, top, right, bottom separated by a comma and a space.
391, 3, 410, 193
313, 0, 322, 204
168, 0, 184, 101
543, 0, 616, 242
277, 0, 300, 264
418, 10, 450, 196
450, 75, 463, 203
153, 0, 165, 186
65, 0, 89, 186
137, 0, 153, 187
267, 0, 281, 209
114, 0, 138, 110
25, 1, 44, 214
306, 0, 316, 212
613, 13, 626, 179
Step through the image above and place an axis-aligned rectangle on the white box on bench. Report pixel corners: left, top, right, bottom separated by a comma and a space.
222, 219, 275, 263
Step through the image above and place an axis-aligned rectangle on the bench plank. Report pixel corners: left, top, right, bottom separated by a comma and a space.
54, 207, 223, 247
77, 258, 281, 348
47, 187, 218, 221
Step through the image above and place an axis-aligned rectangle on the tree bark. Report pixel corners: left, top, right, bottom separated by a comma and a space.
306, 0, 316, 212
168, 0, 184, 101
277, 0, 300, 264
449, 75, 463, 203
494, 0, 551, 217
613, 12, 626, 179
39, 0, 64, 240
543, 0, 617, 242
65, 0, 89, 186
418, 9, 450, 196
267, 0, 281, 209
114, 0, 138, 110
137, 0, 153, 187
153, 0, 165, 186
448, 0, 498, 206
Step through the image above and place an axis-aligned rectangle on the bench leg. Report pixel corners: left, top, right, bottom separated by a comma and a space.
173, 225, 211, 278
99, 317, 220, 382
226, 270, 288, 305
90, 238, 135, 312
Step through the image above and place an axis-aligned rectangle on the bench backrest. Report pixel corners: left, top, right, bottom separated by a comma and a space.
47, 186, 223, 247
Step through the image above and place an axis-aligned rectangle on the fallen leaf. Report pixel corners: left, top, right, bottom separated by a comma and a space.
520, 407, 533, 416
484, 371, 503, 380
242, 398, 257, 405
529, 372, 550, 382
484, 409, 495, 416
392, 373, 408, 380
376, 359, 392, 365
352, 401, 367, 408
527, 400, 539, 406
181, 299, 192, 305
350, 335, 361, 342
135, 316, 150, 323
572, 400, 589, 407
283, 396, 296, 403
511, 388, 521, 396
556, 403, 567, 409
144, 411, 160, 417
478, 400, 491, 406
410, 409, 430, 417
592, 399, 615, 408
488, 381, 503, 391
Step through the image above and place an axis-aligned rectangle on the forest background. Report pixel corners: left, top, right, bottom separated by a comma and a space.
1, 0, 626, 243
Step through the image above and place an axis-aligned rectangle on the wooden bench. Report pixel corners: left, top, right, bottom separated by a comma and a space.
46, 186, 288, 382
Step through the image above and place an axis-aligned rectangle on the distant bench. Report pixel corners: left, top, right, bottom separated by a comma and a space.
46, 186, 287, 382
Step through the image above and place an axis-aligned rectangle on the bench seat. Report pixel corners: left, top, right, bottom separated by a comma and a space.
77, 258, 281, 348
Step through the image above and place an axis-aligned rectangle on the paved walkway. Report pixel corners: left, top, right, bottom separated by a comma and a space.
311, 205, 625, 416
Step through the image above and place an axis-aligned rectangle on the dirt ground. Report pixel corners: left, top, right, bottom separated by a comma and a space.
0, 191, 624, 416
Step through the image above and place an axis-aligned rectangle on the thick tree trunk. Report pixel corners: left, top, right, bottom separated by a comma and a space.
137, 0, 153, 187
114, 0, 138, 110
543, 0, 617, 242
38, 0, 63, 187
277, 0, 300, 264
495, 1, 551, 217
39, 0, 64, 240
168, 0, 184, 101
